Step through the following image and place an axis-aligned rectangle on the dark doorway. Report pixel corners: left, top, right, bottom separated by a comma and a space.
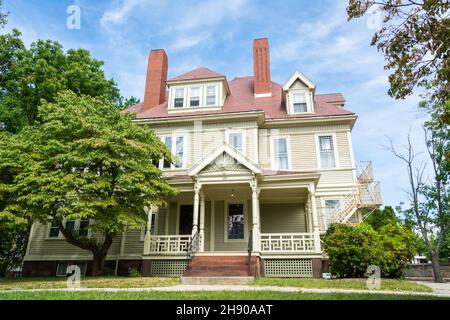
179, 205, 193, 235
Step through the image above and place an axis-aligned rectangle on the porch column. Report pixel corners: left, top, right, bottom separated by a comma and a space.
199, 192, 205, 252
192, 186, 200, 236
251, 186, 261, 252
143, 206, 154, 255
309, 186, 322, 253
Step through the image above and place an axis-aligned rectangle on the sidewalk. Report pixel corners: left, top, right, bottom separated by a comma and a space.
2, 284, 450, 298
415, 281, 450, 296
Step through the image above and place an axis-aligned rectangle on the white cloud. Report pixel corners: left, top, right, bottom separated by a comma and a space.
170, 33, 211, 52
100, 0, 140, 28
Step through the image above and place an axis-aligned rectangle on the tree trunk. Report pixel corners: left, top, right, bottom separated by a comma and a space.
90, 234, 114, 276
430, 253, 444, 283
91, 251, 107, 276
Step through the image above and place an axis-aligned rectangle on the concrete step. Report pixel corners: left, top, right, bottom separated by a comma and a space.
181, 276, 254, 285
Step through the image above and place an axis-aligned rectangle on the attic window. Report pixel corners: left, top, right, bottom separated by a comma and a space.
174, 88, 184, 108
293, 92, 308, 113
190, 87, 200, 107
206, 85, 217, 106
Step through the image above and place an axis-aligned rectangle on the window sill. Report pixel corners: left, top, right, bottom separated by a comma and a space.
168, 106, 222, 113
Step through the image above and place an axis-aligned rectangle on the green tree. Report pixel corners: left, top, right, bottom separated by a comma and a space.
388, 102, 449, 282
0, 0, 7, 28
0, 29, 123, 133
347, 1, 450, 110
364, 206, 398, 231
0, 91, 177, 275
117, 96, 141, 110
0, 219, 29, 277
323, 223, 416, 278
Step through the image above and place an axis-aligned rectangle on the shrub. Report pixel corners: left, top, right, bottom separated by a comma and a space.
323, 223, 416, 278
128, 268, 141, 277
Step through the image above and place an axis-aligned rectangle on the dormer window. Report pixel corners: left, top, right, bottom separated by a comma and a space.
206, 85, 217, 106
293, 92, 308, 113
190, 87, 200, 107
174, 88, 185, 108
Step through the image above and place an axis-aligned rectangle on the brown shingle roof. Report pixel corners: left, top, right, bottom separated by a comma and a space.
126, 76, 354, 120
169, 67, 225, 81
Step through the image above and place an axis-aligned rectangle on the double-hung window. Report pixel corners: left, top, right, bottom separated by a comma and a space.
273, 137, 289, 170
292, 91, 308, 113
206, 86, 217, 106
228, 132, 244, 153
174, 88, 185, 108
190, 87, 200, 107
319, 135, 336, 168
49, 220, 60, 238
324, 199, 340, 225
160, 135, 185, 169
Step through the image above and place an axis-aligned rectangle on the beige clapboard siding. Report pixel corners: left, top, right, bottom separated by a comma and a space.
291, 134, 318, 170
260, 204, 307, 233
213, 200, 253, 252
336, 131, 352, 168
27, 223, 121, 258
168, 202, 178, 235
315, 197, 326, 232
318, 170, 355, 185
258, 129, 271, 167
123, 228, 143, 255
156, 210, 166, 236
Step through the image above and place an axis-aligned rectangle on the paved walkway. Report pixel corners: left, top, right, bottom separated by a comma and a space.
2, 284, 450, 297
415, 281, 450, 296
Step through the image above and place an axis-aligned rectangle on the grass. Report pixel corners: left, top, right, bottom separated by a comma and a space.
0, 277, 179, 291
0, 291, 447, 300
253, 278, 432, 293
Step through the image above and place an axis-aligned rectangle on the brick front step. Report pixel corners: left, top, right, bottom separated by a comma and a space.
184, 256, 256, 277
181, 276, 254, 285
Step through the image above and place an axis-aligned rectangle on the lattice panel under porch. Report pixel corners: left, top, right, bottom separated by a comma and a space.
150, 260, 187, 276
264, 258, 313, 277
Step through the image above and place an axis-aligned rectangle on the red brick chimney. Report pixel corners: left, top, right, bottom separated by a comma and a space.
253, 38, 271, 97
143, 49, 168, 111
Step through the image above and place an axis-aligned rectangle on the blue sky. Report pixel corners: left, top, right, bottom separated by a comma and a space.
2, 0, 429, 207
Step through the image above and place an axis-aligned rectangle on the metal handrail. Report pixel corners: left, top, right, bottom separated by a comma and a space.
186, 231, 199, 261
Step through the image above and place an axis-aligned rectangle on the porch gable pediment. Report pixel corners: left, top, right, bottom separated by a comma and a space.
188, 143, 262, 176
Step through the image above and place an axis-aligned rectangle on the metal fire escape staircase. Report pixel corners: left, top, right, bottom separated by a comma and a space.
330, 161, 383, 225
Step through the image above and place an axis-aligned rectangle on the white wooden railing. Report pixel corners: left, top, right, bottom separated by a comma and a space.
260, 233, 315, 253
148, 235, 192, 254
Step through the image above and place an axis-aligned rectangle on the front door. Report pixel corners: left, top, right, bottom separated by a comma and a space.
179, 205, 193, 235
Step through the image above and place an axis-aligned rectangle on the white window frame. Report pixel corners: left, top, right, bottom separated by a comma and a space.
224, 201, 248, 242
188, 85, 201, 108
315, 133, 339, 169
172, 87, 186, 109
225, 129, 246, 155
205, 84, 219, 107
47, 219, 92, 239
289, 89, 312, 114
270, 135, 292, 171
159, 134, 187, 170
321, 198, 342, 228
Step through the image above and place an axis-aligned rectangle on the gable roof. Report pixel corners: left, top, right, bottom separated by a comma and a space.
126, 76, 354, 121
283, 71, 316, 91
168, 67, 225, 82
189, 142, 262, 176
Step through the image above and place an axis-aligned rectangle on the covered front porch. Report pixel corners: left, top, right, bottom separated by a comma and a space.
142, 178, 323, 258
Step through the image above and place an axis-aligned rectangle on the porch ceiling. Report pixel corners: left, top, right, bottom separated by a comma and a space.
260, 187, 309, 203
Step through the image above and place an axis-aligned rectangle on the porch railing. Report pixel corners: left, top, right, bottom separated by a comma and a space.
148, 235, 192, 254
260, 233, 315, 253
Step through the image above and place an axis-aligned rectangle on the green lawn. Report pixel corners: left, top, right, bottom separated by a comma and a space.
0, 290, 446, 300
0, 277, 179, 291
253, 277, 432, 293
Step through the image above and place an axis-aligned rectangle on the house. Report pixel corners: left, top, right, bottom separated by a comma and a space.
22, 38, 382, 278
